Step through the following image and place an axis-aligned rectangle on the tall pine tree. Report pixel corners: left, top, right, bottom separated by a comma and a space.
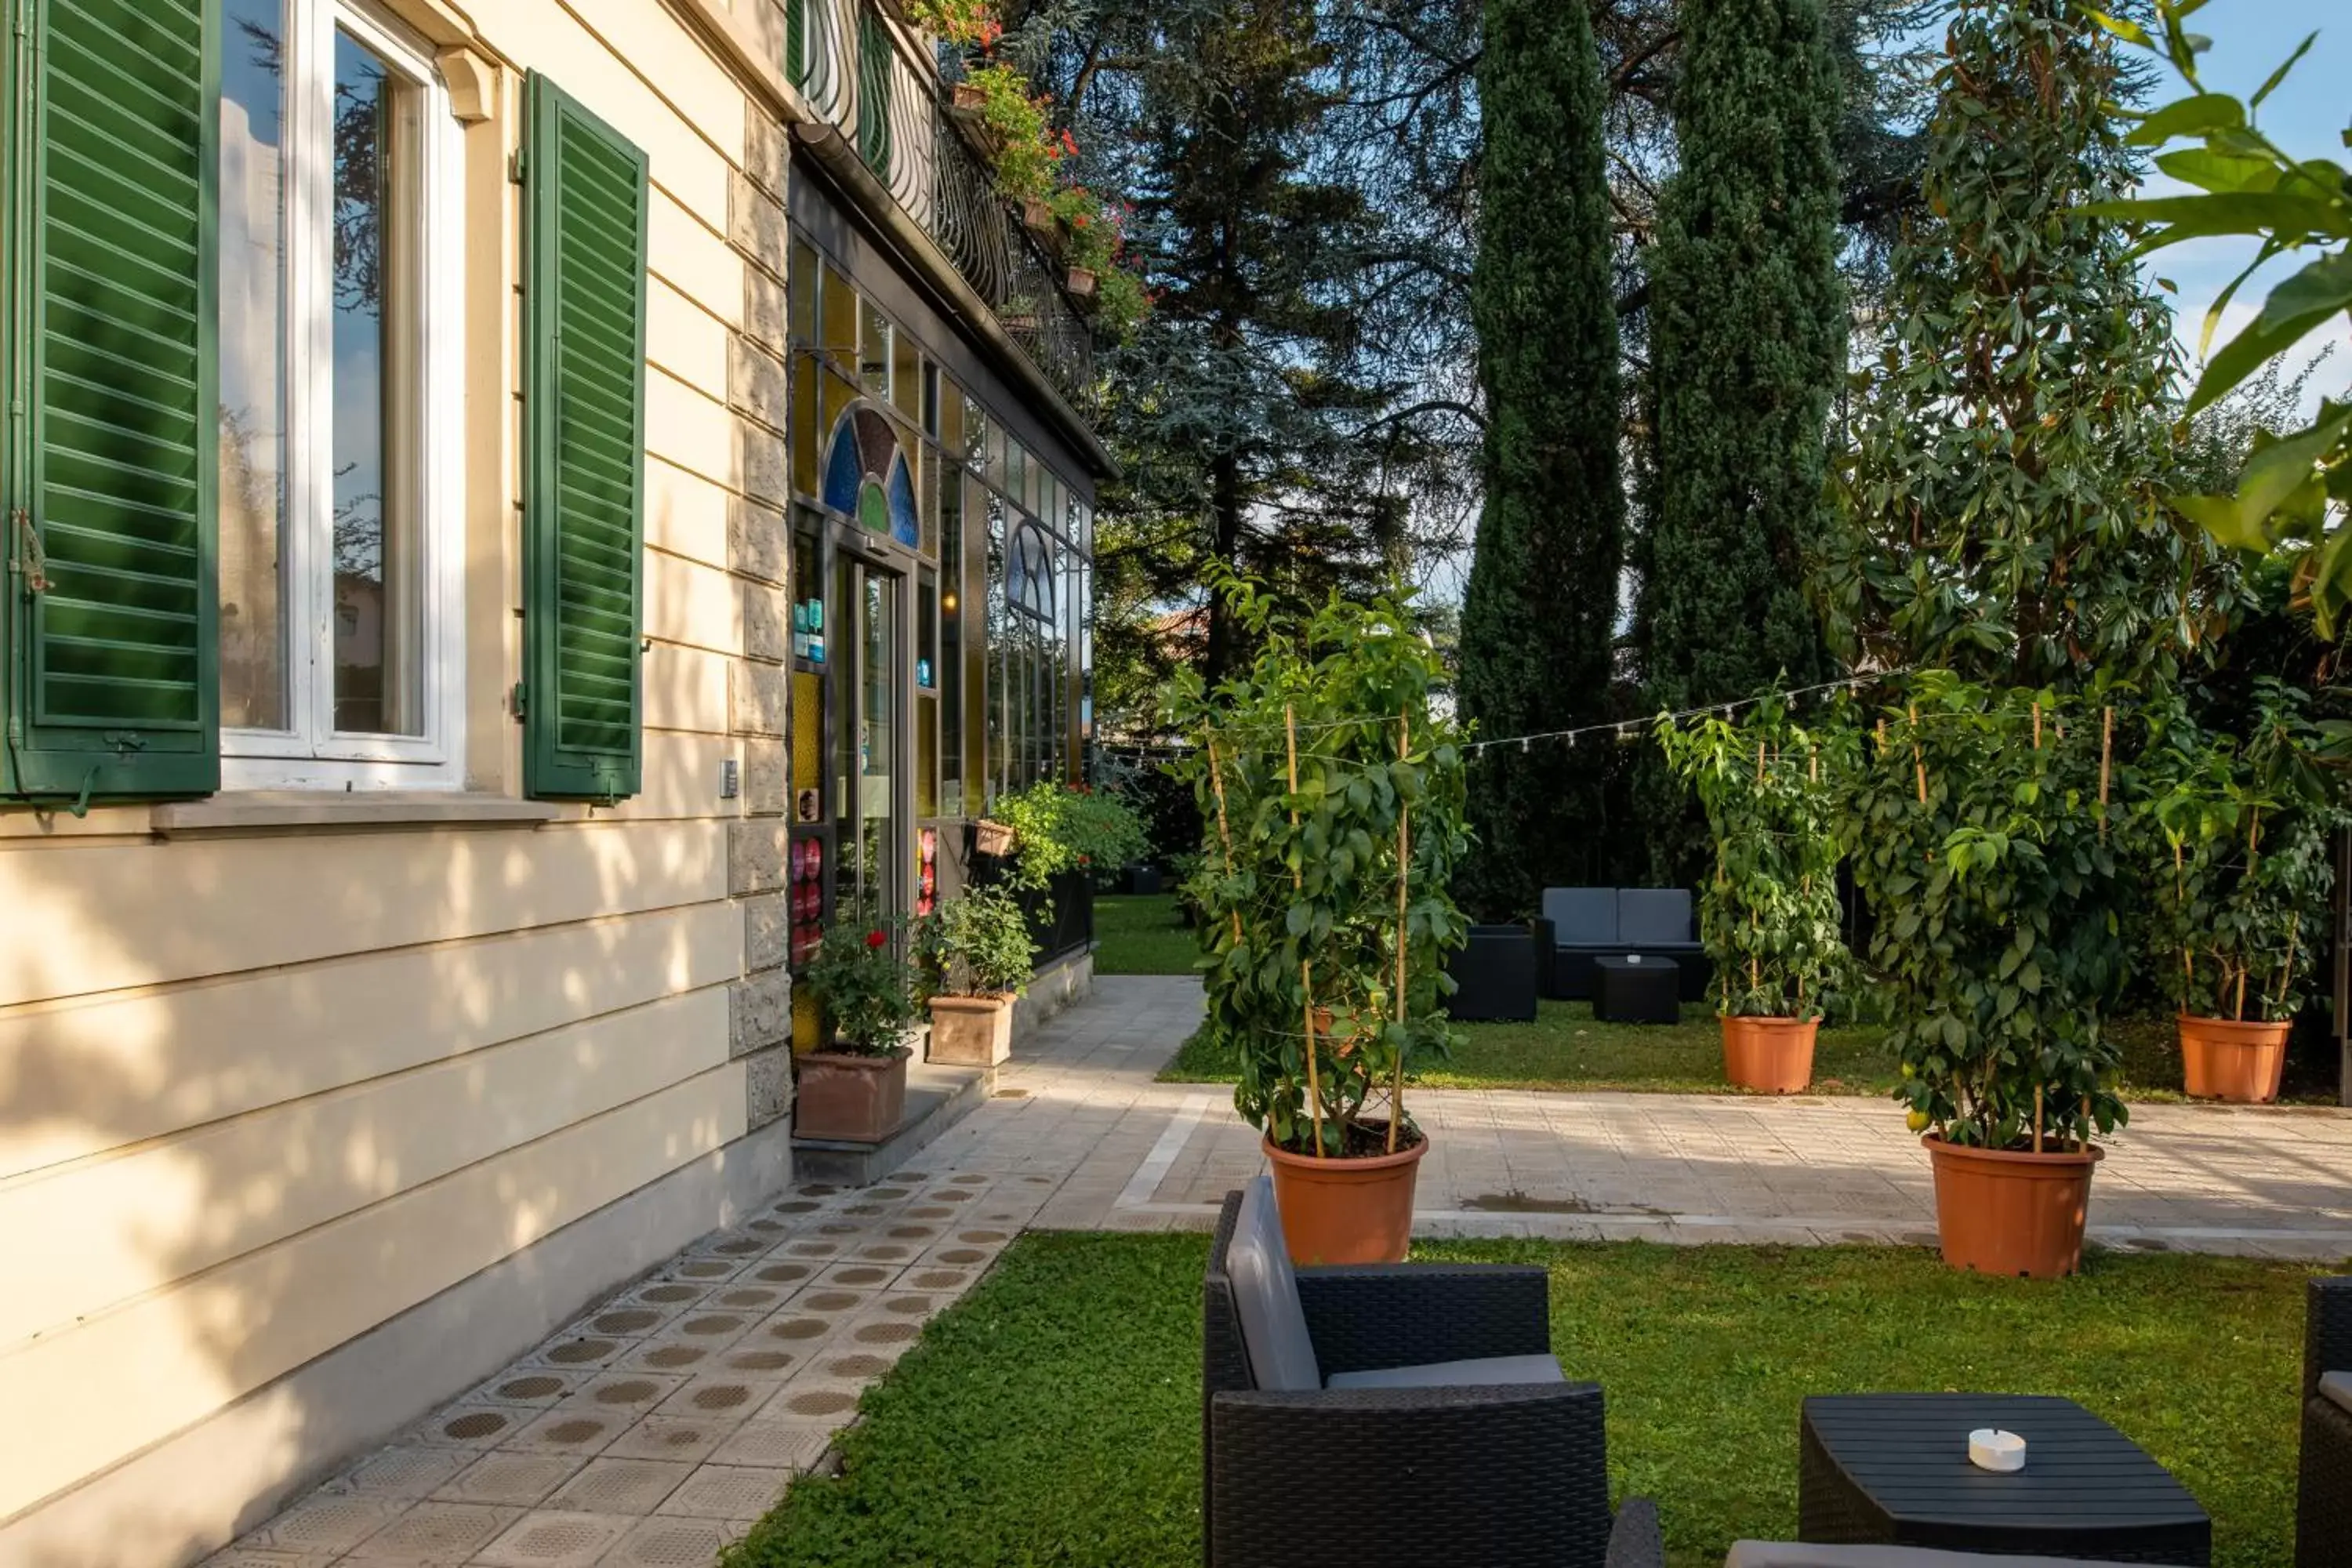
1456, 0, 1624, 919
1817, 0, 2221, 691
1634, 0, 1846, 883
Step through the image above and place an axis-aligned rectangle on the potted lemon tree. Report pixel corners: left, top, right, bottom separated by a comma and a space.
920, 885, 1038, 1068
1849, 677, 2131, 1278
1657, 695, 1853, 1092
2143, 681, 2343, 1102
1167, 578, 1468, 1265
797, 917, 925, 1141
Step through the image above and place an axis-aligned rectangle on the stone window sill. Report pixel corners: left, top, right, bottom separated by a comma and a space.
152, 791, 561, 837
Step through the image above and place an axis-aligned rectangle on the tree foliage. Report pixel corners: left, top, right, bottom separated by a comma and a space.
1454, 0, 1624, 919
1817, 0, 2228, 691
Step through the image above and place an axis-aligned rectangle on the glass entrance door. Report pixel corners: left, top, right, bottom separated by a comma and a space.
832, 552, 903, 922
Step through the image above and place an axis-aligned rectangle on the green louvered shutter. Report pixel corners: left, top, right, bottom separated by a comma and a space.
2, 0, 219, 805
522, 74, 647, 803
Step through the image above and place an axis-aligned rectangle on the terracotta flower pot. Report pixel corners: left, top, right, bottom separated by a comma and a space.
1923, 1134, 2103, 1279
972, 818, 1015, 857
1721, 1014, 1817, 1094
1065, 266, 1097, 300
1262, 1131, 1425, 1266
928, 993, 1015, 1066
951, 82, 988, 114
795, 1047, 909, 1142
2177, 1013, 2289, 1103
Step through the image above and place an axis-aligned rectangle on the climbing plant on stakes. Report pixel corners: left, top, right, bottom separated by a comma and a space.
1163, 578, 1469, 1161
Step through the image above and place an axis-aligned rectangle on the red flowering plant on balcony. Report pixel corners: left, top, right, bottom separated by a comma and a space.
902, 0, 1000, 50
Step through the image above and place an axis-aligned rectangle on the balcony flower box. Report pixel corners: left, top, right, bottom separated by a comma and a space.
1065, 266, 1097, 303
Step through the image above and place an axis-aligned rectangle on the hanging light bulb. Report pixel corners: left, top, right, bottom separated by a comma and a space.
1520, 737, 1530, 754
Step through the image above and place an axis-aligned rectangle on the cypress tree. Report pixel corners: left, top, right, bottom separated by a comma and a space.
1456, 0, 1624, 920
1635, 0, 1846, 884
1818, 0, 2216, 691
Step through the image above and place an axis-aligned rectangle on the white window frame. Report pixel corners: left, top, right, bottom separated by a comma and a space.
222, 0, 466, 791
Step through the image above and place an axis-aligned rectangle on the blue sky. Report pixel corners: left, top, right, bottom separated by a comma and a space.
2136, 2, 2351, 411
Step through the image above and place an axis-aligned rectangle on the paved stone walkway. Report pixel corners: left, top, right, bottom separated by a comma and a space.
207, 975, 2352, 1566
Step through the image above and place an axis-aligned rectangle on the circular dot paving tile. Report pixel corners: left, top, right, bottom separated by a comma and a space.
593, 1379, 662, 1406
801, 1291, 859, 1312
681, 1314, 744, 1337
911, 1271, 967, 1290
773, 1200, 821, 1214
749, 1218, 786, 1232
855, 1321, 918, 1345
867, 1188, 909, 1200
545, 1338, 619, 1365
799, 1184, 840, 1196
786, 1242, 838, 1257
935, 1249, 986, 1265
786, 1388, 858, 1417
888, 1225, 935, 1240
768, 1318, 829, 1341
497, 1374, 566, 1400
592, 1309, 661, 1334
542, 1417, 608, 1445
718, 1288, 775, 1308
827, 1354, 891, 1377
928, 1190, 974, 1203
909, 1207, 952, 1219
644, 1346, 706, 1370
680, 1261, 734, 1279
690, 1382, 756, 1411
440, 1410, 511, 1441
829, 1267, 887, 1286
728, 1348, 796, 1372
713, 1238, 764, 1256
819, 1221, 859, 1235
640, 1284, 700, 1304
754, 1263, 811, 1283
959, 1231, 1007, 1244
858, 1245, 909, 1261
884, 1296, 931, 1315
951, 1174, 988, 1185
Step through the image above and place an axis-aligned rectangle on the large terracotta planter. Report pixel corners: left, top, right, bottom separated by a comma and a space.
928, 993, 1015, 1066
1923, 1135, 2103, 1279
796, 1047, 909, 1141
2178, 1013, 2289, 1103
1721, 1014, 1817, 1094
1262, 1131, 1426, 1266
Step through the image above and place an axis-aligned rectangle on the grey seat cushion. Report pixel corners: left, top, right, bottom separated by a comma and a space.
1541, 887, 1617, 946
2323, 1370, 2352, 1417
1618, 887, 1694, 946
1324, 1353, 1566, 1391
1727, 1545, 2143, 1568
1227, 1176, 1319, 1391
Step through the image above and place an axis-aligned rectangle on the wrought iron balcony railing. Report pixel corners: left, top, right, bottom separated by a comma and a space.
786, 0, 1097, 410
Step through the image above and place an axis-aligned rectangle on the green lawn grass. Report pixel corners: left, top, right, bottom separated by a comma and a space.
726, 1233, 2322, 1568
1093, 893, 1199, 975
1158, 1001, 2278, 1102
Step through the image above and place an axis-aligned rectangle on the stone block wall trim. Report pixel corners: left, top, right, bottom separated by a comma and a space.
730, 660, 787, 739
731, 969, 794, 1058
728, 819, 790, 895
744, 891, 788, 972
744, 1042, 794, 1131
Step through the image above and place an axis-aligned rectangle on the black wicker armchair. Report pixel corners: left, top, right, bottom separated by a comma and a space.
1727, 1547, 2150, 1566
2299, 1275, 2352, 1568
1202, 1178, 1664, 1568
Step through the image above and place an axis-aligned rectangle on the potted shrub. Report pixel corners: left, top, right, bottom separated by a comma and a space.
991, 778, 1149, 892
796, 918, 925, 1141
1166, 576, 1469, 1265
1848, 677, 2131, 1279
919, 885, 1039, 1067
1657, 695, 1852, 1092
2143, 681, 2343, 1102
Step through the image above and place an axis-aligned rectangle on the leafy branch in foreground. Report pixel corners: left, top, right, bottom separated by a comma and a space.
2093, 2, 2352, 632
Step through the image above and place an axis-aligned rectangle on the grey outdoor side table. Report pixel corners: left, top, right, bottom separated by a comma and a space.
1799, 1394, 2211, 1565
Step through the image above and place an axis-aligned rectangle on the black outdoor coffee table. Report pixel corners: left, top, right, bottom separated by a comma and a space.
1800, 1393, 2211, 1564
1591, 953, 1679, 1024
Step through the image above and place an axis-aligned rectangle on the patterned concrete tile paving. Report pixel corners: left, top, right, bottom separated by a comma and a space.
209, 975, 2352, 1566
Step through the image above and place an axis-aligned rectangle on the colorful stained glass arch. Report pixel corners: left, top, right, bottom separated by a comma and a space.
822, 404, 920, 547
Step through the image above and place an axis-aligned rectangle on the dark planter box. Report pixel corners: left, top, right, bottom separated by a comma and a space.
1129, 864, 1164, 896
1444, 924, 1541, 1022
967, 834, 1096, 968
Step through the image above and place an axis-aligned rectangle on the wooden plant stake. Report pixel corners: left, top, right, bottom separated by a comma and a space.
1908, 706, 1927, 805
1204, 738, 1245, 949
2032, 702, 2042, 750
2034, 1085, 2045, 1155
1390, 707, 1410, 1155
2273, 913, 2302, 1015
1286, 705, 1323, 1159
2098, 706, 2113, 842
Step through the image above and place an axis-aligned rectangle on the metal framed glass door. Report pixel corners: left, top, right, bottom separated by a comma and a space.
832, 549, 904, 922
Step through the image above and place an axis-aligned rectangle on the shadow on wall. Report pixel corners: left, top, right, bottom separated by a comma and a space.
0, 514, 752, 1565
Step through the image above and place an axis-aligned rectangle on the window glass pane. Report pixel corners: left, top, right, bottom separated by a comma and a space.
985, 496, 1006, 800
790, 355, 820, 495
789, 237, 818, 342
921, 361, 940, 437
330, 27, 423, 737
985, 417, 1006, 484
820, 260, 858, 361
920, 445, 939, 559
940, 472, 963, 816
218, 0, 289, 731
893, 332, 920, 421
940, 375, 963, 452
860, 299, 891, 397
964, 395, 987, 469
